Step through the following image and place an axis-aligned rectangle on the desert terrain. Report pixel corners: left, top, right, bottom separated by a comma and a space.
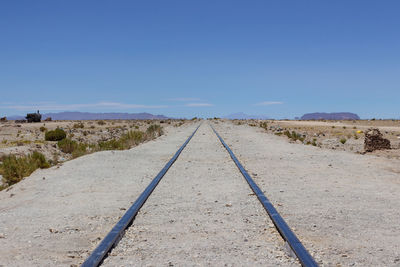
235, 119, 400, 159
0, 119, 186, 190
0, 119, 185, 161
0, 119, 399, 266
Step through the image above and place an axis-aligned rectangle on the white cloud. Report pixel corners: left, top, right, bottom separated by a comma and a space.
185, 103, 214, 107
166, 97, 201, 102
254, 101, 283, 106
3, 102, 168, 111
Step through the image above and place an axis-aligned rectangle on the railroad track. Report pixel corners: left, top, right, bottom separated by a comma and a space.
82, 123, 318, 267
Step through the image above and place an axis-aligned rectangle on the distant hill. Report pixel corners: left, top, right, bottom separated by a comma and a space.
8, 112, 169, 120
224, 112, 270, 120
6, 115, 25, 120
301, 112, 360, 120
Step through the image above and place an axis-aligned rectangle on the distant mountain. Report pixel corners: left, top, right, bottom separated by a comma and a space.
6, 115, 25, 120
300, 112, 360, 120
224, 112, 270, 120
8, 112, 169, 120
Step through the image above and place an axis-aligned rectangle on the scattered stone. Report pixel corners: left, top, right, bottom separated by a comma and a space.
364, 128, 391, 152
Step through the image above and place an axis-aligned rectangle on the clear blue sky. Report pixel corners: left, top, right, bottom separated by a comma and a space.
1, 1, 399, 119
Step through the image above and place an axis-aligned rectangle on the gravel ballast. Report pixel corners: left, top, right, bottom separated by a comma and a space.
103, 123, 298, 266
213, 121, 400, 266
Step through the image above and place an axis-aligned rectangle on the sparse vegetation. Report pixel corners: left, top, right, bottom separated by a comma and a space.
283, 130, 305, 142
0, 151, 50, 188
73, 122, 84, 129
45, 128, 66, 141
58, 138, 78, 153
340, 138, 347, 144
259, 121, 268, 130
146, 124, 163, 139
0, 120, 170, 190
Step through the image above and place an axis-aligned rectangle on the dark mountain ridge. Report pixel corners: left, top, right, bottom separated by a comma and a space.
301, 112, 360, 120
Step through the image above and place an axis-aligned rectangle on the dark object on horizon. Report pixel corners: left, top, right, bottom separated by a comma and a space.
0, 117, 7, 122
26, 110, 42, 123
364, 128, 391, 152
301, 112, 360, 120
15, 120, 27, 123
44, 117, 52, 121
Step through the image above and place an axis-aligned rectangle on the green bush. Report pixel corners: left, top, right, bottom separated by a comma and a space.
340, 138, 347, 144
98, 139, 125, 150
45, 128, 66, 141
57, 138, 89, 157
283, 130, 304, 142
259, 121, 268, 130
71, 143, 89, 158
146, 124, 163, 139
58, 138, 77, 153
73, 122, 84, 129
97, 120, 106, 125
121, 130, 144, 146
40, 126, 47, 132
0, 152, 50, 187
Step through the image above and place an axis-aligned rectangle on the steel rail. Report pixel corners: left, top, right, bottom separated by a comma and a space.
210, 124, 319, 267
81, 124, 200, 267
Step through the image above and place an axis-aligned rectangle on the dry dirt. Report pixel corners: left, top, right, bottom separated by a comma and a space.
213, 121, 400, 266
0, 122, 196, 266
237, 119, 400, 159
102, 123, 298, 266
0, 120, 399, 266
0, 119, 185, 162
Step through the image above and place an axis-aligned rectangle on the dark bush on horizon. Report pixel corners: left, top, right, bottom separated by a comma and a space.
45, 128, 66, 141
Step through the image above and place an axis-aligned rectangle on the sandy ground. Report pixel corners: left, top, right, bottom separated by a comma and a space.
213, 121, 400, 266
103, 123, 298, 266
1, 120, 399, 266
0, 119, 184, 161
235, 119, 400, 158
0, 122, 197, 266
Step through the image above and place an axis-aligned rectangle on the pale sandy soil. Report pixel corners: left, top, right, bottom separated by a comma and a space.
1, 120, 399, 266
0, 119, 184, 161
213, 121, 400, 266
236, 119, 400, 158
0, 122, 197, 266
103, 123, 297, 266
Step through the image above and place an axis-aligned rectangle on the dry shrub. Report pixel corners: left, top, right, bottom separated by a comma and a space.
146, 124, 163, 139
45, 128, 66, 141
0, 152, 50, 187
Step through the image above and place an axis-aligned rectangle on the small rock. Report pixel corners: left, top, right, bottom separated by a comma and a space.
0, 233, 5, 239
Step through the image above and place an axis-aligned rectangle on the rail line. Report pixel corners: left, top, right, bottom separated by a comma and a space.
81, 124, 200, 267
211, 124, 318, 267
82, 123, 318, 267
